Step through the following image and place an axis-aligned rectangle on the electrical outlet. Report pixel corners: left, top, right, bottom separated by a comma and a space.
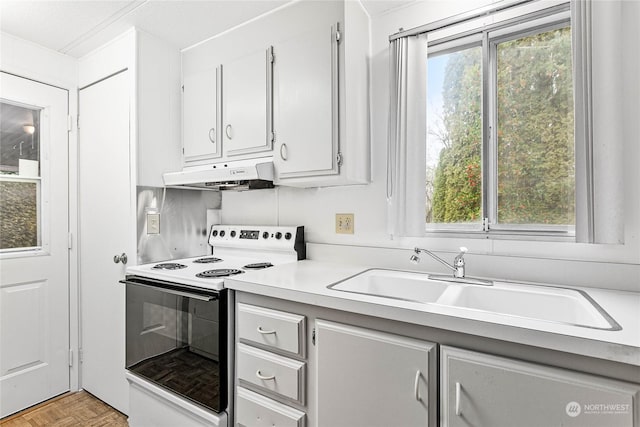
147, 213, 160, 234
336, 213, 354, 234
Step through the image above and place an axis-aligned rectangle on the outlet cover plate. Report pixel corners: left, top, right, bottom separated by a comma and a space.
147, 213, 160, 234
336, 213, 354, 234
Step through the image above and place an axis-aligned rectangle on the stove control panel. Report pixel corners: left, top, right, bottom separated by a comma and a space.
209, 225, 305, 259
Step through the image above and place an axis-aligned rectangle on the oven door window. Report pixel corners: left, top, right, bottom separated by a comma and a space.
125, 282, 226, 413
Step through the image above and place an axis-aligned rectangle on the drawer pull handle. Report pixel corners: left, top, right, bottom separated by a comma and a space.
414, 370, 422, 402
257, 326, 276, 335
256, 370, 276, 381
455, 382, 462, 416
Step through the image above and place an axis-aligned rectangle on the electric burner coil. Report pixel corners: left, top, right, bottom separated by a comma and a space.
196, 269, 244, 278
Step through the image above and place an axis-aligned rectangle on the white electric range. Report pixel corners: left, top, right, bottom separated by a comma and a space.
122, 225, 304, 427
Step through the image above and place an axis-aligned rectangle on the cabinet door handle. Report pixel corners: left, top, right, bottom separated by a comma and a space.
256, 370, 276, 381
455, 382, 462, 416
208, 128, 215, 144
414, 370, 422, 402
225, 124, 233, 140
257, 326, 276, 335
280, 143, 288, 161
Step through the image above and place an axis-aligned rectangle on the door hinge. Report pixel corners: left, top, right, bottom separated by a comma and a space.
69, 349, 73, 367
269, 51, 275, 64
67, 115, 73, 132
79, 348, 84, 363
270, 131, 276, 143
336, 152, 343, 167
68, 233, 73, 250
482, 217, 490, 231
312, 328, 316, 346
335, 23, 341, 43
76, 115, 80, 130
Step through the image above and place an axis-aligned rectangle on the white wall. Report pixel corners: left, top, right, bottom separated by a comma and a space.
0, 32, 81, 390
220, 0, 640, 292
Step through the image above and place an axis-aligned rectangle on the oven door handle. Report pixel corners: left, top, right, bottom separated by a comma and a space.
119, 279, 215, 302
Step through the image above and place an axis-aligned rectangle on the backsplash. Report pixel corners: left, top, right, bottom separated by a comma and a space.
136, 186, 221, 264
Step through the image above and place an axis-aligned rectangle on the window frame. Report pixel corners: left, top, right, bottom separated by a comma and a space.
425, 3, 575, 240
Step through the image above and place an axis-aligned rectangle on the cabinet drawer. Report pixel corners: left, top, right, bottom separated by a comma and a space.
236, 387, 305, 427
237, 343, 306, 404
237, 303, 305, 356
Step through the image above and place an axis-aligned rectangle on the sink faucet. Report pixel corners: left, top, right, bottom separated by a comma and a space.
410, 247, 468, 278
410, 247, 493, 286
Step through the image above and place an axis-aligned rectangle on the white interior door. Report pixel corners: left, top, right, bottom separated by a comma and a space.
78, 70, 131, 414
0, 72, 70, 417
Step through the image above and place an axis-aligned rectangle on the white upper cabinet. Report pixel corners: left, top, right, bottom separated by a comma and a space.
136, 31, 182, 187
181, 0, 371, 187
223, 47, 274, 157
182, 66, 221, 163
273, 1, 371, 187
273, 23, 338, 180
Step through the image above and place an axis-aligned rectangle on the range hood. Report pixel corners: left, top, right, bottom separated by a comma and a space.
163, 158, 274, 191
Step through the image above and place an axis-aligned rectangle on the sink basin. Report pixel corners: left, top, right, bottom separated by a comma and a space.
328, 269, 449, 303
437, 283, 621, 330
328, 269, 621, 331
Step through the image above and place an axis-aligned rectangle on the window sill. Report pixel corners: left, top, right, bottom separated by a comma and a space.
424, 229, 576, 243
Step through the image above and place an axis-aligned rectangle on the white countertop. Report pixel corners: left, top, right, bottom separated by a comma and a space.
225, 260, 640, 367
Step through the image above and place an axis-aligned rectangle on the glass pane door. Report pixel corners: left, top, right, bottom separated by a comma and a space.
0, 101, 42, 251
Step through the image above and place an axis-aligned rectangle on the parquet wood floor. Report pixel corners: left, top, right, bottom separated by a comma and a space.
0, 391, 128, 427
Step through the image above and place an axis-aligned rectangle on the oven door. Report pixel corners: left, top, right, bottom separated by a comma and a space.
121, 275, 227, 413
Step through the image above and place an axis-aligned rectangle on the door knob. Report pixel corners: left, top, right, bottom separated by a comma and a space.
113, 253, 128, 264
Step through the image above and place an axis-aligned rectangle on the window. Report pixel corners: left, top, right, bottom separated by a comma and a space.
0, 101, 42, 251
426, 5, 574, 236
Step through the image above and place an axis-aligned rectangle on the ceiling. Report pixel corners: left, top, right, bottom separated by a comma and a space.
0, 0, 415, 58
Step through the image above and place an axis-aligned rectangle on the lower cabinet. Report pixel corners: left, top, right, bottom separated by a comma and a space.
315, 320, 436, 427
234, 294, 640, 427
441, 346, 640, 427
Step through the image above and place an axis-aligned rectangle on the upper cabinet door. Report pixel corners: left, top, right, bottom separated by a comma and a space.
273, 23, 339, 181
182, 66, 221, 162
223, 47, 273, 157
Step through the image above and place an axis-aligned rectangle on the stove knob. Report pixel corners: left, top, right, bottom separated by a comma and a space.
262, 231, 269, 239
230, 230, 237, 238
285, 232, 292, 240
220, 230, 226, 237
211, 230, 218, 237
275, 232, 282, 240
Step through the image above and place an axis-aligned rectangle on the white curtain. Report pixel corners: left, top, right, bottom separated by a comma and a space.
386, 34, 427, 238
573, 0, 626, 244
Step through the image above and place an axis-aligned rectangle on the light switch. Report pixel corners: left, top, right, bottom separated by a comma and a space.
147, 213, 160, 234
